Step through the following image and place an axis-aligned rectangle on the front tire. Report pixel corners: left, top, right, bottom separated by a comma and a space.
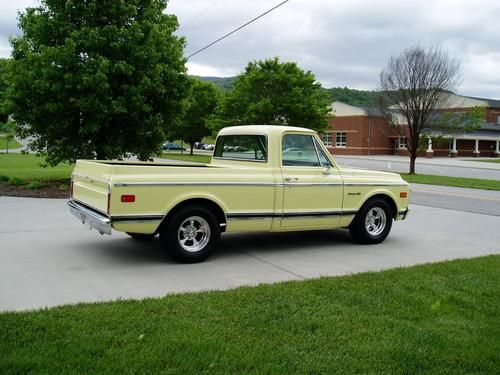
349, 199, 392, 244
160, 206, 220, 263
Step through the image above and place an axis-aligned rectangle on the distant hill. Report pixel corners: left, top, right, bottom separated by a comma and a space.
325, 87, 379, 107
192, 76, 236, 91
195, 76, 378, 107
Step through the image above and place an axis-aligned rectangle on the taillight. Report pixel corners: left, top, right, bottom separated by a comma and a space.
121, 195, 135, 203
400, 192, 408, 198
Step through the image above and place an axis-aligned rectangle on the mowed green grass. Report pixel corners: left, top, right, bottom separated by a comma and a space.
1, 256, 499, 373
0, 136, 22, 149
401, 173, 500, 191
468, 158, 500, 164
161, 152, 212, 163
0, 154, 73, 180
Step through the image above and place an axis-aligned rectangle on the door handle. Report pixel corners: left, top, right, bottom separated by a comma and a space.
285, 177, 299, 182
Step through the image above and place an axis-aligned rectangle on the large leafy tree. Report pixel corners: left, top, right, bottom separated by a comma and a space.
168, 78, 220, 155
10, 0, 189, 165
0, 58, 12, 124
378, 46, 461, 174
213, 57, 331, 131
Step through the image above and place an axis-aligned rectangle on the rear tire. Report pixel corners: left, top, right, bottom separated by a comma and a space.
160, 205, 220, 263
349, 198, 392, 244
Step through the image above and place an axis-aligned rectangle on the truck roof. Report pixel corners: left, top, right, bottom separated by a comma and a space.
217, 125, 317, 137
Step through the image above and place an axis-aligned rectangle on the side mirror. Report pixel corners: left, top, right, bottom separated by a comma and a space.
322, 166, 331, 175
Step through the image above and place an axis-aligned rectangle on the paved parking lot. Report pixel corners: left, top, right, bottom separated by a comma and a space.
1, 196, 499, 311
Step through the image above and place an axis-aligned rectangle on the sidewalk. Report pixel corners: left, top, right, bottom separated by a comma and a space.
334, 154, 500, 171
0, 136, 28, 154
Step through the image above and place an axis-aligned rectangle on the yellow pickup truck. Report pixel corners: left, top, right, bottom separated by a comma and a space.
68, 125, 410, 262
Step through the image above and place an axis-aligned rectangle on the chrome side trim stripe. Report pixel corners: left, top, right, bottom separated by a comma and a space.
111, 215, 164, 223
227, 210, 358, 220
113, 181, 407, 188
114, 182, 277, 187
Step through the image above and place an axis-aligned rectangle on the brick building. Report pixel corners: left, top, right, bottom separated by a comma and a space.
323, 94, 500, 158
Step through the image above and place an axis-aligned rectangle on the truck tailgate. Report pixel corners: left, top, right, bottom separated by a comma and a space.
71, 160, 113, 214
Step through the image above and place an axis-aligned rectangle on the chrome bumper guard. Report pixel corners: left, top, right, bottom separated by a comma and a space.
398, 208, 410, 220
68, 200, 112, 235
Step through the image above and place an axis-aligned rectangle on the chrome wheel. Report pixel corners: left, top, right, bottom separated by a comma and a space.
365, 207, 387, 236
177, 216, 211, 253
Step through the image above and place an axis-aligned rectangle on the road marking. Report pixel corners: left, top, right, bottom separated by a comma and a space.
412, 188, 500, 202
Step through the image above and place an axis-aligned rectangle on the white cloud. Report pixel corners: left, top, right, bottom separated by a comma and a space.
1, 0, 499, 99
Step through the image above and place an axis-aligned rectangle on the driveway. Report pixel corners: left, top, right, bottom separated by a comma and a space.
1, 196, 499, 311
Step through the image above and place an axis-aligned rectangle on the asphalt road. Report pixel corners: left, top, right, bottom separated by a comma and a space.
335, 155, 500, 180
411, 183, 500, 216
1, 193, 499, 312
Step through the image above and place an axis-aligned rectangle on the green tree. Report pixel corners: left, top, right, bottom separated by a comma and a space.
0, 121, 16, 154
213, 58, 331, 131
0, 58, 12, 124
9, 0, 188, 165
168, 78, 220, 155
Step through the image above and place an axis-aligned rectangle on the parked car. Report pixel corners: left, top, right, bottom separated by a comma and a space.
194, 142, 206, 149
203, 144, 215, 150
162, 142, 186, 151
69, 125, 410, 263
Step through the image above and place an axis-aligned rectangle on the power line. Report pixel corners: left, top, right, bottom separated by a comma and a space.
186, 0, 291, 60
178, 0, 220, 32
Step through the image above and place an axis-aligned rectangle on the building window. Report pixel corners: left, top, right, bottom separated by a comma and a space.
335, 132, 347, 147
398, 137, 407, 149
322, 132, 333, 147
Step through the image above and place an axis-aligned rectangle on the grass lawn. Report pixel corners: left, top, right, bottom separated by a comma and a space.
161, 152, 212, 163
0, 154, 73, 180
401, 173, 500, 191
0, 136, 22, 149
467, 158, 500, 164
1, 256, 499, 373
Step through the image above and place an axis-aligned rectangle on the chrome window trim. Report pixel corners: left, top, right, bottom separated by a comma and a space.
313, 137, 333, 168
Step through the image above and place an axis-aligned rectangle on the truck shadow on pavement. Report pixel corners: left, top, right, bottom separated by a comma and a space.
83, 229, 358, 264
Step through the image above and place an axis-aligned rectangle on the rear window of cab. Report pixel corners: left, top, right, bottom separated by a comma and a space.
214, 135, 268, 161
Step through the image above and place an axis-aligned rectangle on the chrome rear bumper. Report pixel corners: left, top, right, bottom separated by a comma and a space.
68, 200, 112, 235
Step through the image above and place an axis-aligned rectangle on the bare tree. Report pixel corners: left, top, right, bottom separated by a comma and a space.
378, 46, 461, 174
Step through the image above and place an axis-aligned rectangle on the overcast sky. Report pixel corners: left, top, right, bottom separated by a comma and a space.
1, 0, 499, 99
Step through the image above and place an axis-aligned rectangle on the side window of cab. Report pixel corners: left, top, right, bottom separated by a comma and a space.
282, 134, 332, 167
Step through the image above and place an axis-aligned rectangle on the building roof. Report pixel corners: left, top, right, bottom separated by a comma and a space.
330, 102, 369, 116
463, 95, 500, 109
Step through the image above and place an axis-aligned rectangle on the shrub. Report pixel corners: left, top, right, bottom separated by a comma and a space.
0, 175, 9, 182
8, 177, 25, 186
27, 181, 43, 190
